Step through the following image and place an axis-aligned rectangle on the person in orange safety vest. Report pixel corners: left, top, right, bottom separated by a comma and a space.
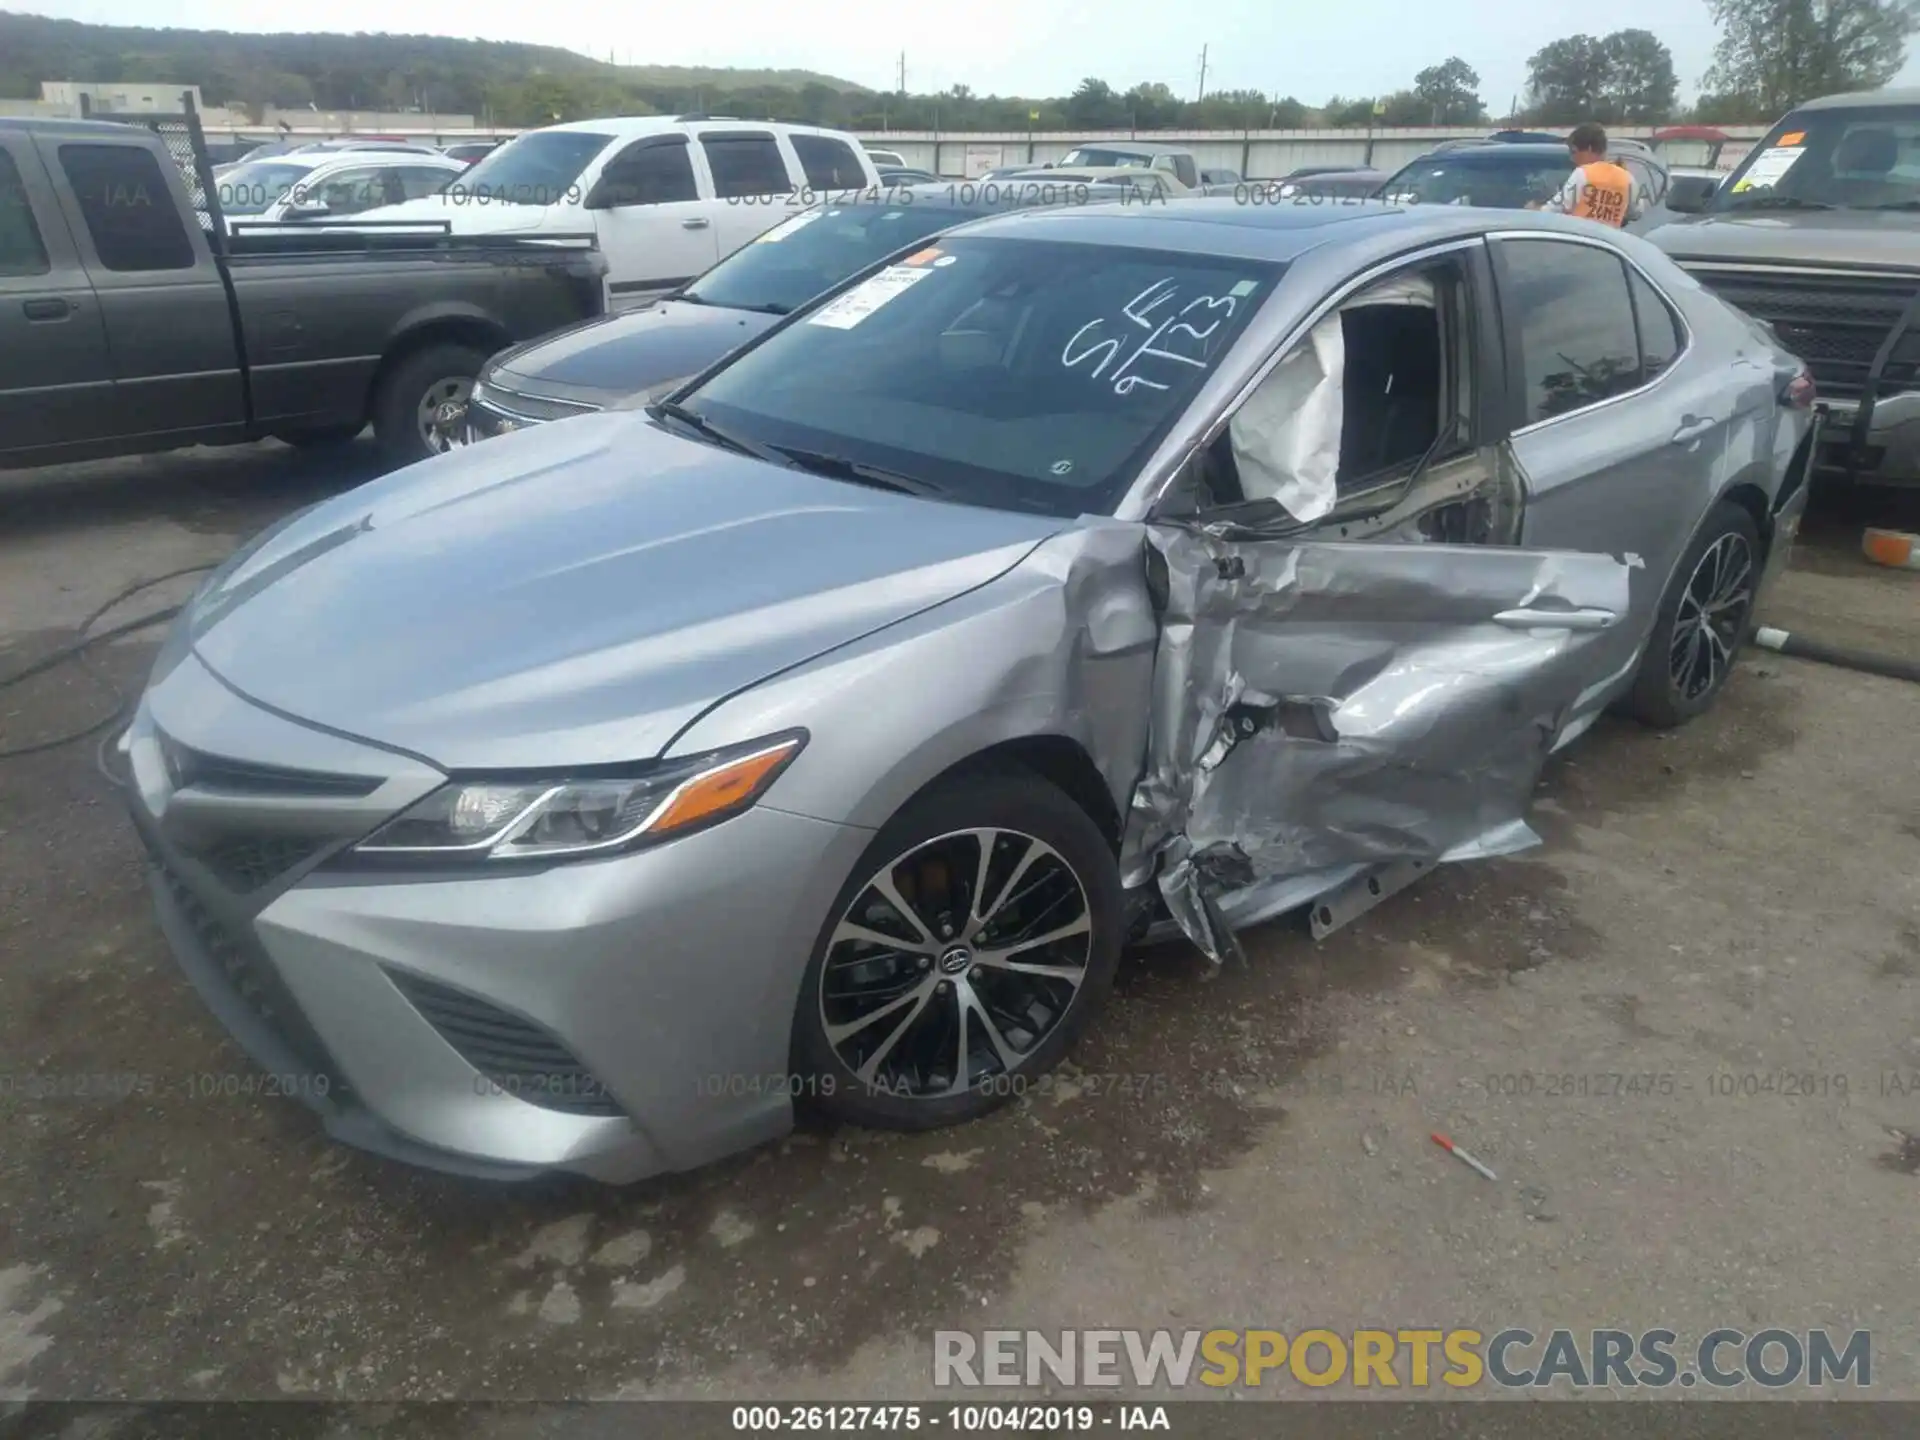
1527, 122, 1642, 227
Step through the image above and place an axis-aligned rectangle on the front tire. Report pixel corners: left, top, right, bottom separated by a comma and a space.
1625, 499, 1762, 728
792, 767, 1124, 1132
370, 342, 488, 468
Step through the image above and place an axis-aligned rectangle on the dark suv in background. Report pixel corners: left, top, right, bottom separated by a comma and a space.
1647, 88, 1920, 487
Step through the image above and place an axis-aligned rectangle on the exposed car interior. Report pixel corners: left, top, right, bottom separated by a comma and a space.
1174, 257, 1517, 545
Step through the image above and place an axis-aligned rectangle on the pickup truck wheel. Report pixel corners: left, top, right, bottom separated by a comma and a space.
372, 342, 488, 467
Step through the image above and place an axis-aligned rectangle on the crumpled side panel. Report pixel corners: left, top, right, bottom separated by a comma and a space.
1121, 526, 1633, 961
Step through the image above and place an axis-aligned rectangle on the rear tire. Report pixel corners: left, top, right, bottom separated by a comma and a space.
792, 767, 1124, 1132
1625, 499, 1762, 728
370, 342, 488, 468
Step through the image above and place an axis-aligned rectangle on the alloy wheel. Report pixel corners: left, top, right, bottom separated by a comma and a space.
818, 828, 1093, 1099
416, 377, 473, 454
1669, 531, 1754, 701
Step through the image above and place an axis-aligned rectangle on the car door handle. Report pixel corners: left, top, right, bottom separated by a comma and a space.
1492, 607, 1617, 631
681, 217, 711, 229
22, 298, 72, 321
1669, 414, 1715, 445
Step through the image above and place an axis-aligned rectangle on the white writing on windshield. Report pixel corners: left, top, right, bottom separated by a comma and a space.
1061, 277, 1242, 396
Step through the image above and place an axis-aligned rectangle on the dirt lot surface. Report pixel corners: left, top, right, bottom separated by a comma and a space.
1, 443, 1917, 1426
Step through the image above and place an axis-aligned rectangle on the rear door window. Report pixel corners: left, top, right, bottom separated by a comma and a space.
700, 133, 792, 199
598, 140, 700, 205
395, 166, 455, 201
57, 144, 195, 271
791, 134, 867, 190
0, 148, 51, 276
1496, 237, 1643, 424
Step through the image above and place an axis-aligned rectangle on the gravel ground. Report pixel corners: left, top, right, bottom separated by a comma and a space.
0, 442, 1916, 1423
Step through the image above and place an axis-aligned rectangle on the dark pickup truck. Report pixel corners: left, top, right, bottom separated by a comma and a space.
0, 114, 607, 470
1647, 89, 1920, 487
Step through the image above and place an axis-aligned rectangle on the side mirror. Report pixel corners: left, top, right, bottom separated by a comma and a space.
1663, 186, 1709, 215
283, 196, 330, 218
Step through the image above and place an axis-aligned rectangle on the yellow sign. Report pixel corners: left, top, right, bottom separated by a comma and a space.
1372, 99, 1387, 116
1029, 109, 1040, 121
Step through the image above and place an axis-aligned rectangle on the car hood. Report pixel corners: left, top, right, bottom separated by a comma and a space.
487, 300, 779, 408
1646, 208, 1920, 271
186, 411, 1063, 771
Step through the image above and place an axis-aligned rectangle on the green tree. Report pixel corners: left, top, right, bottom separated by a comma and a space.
1065, 77, 1127, 128
1524, 35, 1611, 123
1123, 80, 1182, 128
1705, 0, 1920, 115
1598, 30, 1678, 121
1322, 95, 1377, 127
1413, 57, 1484, 124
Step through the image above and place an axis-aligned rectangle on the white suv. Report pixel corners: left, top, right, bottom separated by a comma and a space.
356, 116, 883, 308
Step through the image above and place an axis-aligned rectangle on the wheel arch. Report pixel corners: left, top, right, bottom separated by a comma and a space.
364, 309, 513, 420
906, 734, 1126, 852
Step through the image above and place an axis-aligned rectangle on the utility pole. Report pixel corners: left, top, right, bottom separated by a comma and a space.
1196, 45, 1208, 104
897, 52, 906, 95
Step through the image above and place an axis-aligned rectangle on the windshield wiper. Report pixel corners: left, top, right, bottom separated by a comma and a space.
727, 301, 793, 316
646, 400, 791, 466
768, 446, 947, 499
1723, 194, 1834, 211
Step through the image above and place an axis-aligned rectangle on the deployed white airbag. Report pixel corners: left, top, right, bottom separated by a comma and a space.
1229, 313, 1345, 523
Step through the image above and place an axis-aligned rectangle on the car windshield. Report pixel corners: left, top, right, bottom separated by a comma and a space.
676, 236, 1280, 518
1708, 104, 1920, 212
1384, 150, 1571, 208
217, 160, 319, 215
1059, 148, 1154, 169
682, 202, 973, 316
451, 130, 613, 205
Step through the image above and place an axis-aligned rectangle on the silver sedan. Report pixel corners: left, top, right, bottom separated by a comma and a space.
122, 200, 1816, 1182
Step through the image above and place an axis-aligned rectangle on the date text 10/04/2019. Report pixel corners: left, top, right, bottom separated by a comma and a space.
730, 1405, 1170, 1431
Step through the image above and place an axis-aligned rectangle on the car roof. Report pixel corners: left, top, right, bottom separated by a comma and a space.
535, 115, 857, 140
0, 115, 179, 140
1795, 87, 1920, 110
1065, 141, 1184, 156
938, 196, 1545, 262
238, 150, 461, 172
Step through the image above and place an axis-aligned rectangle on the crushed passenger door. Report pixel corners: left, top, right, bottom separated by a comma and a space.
1120, 526, 1634, 961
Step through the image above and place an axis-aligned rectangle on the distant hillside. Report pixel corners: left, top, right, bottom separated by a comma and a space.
0, 12, 869, 126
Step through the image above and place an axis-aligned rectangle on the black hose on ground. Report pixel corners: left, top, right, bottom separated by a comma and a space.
0, 565, 214, 762
1752, 625, 1920, 686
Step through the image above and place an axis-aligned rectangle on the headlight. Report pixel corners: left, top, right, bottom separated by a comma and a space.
351, 731, 805, 862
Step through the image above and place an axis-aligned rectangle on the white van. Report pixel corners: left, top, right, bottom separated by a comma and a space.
357, 116, 883, 308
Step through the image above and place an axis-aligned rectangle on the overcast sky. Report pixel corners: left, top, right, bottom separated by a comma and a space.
28, 0, 1920, 109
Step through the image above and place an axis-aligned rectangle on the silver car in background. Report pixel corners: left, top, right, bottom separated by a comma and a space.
122, 201, 1815, 1183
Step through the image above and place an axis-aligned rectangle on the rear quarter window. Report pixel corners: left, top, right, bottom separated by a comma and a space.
792, 135, 868, 190
58, 144, 195, 271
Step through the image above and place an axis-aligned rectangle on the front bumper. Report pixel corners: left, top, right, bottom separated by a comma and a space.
438, 381, 604, 448
124, 655, 871, 1183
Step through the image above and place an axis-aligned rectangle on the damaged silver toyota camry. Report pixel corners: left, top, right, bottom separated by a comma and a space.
123, 201, 1816, 1182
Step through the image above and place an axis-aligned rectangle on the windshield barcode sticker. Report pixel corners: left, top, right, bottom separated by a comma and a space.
807, 265, 933, 329
1733, 146, 1805, 192
756, 211, 825, 243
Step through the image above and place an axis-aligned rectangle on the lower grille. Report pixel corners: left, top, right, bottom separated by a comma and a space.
385, 969, 625, 1118
187, 834, 324, 893
1686, 266, 1920, 398
155, 862, 347, 1093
